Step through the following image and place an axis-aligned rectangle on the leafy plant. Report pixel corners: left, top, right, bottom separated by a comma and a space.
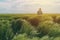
0, 20, 13, 40
37, 21, 54, 37
11, 18, 23, 35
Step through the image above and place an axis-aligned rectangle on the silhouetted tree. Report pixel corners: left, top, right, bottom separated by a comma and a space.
37, 8, 42, 15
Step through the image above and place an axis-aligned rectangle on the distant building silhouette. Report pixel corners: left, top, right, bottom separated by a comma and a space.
37, 8, 42, 15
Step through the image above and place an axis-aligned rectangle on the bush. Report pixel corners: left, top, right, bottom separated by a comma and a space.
22, 16, 29, 20
37, 21, 54, 37
52, 16, 60, 24
38, 21, 60, 39
12, 33, 40, 40
11, 18, 23, 35
52, 16, 57, 23
11, 18, 38, 38
12, 33, 28, 40
42, 16, 53, 21
20, 20, 34, 35
56, 17, 60, 24
0, 20, 14, 40
40, 36, 49, 40
28, 16, 41, 27
54, 37, 60, 40
48, 23, 60, 38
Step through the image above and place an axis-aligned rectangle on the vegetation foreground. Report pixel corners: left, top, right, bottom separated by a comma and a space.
0, 14, 60, 40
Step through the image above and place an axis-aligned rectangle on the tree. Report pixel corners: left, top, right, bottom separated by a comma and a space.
37, 8, 42, 15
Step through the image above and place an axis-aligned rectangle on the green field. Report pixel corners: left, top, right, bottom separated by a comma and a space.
0, 14, 60, 40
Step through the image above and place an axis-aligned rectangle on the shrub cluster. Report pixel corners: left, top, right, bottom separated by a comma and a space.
0, 16, 60, 40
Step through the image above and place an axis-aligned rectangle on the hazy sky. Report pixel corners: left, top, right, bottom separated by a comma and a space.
0, 0, 60, 13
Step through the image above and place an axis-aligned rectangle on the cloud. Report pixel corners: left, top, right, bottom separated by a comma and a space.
0, 0, 60, 13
